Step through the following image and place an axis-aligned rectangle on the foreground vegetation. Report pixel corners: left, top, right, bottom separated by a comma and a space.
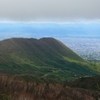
0, 74, 99, 100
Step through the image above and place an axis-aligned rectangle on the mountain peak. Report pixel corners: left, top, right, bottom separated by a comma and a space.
0, 37, 98, 82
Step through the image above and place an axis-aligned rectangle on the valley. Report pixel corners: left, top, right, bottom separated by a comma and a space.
61, 37, 100, 62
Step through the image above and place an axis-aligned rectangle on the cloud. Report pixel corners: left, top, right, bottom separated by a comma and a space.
0, 0, 100, 21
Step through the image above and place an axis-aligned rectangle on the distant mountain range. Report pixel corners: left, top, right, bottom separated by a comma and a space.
0, 38, 98, 83
0, 23, 100, 40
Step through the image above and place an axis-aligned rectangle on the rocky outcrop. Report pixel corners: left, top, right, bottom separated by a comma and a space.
0, 74, 99, 100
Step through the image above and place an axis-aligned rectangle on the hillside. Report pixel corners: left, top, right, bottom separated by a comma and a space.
0, 75, 99, 100
68, 75, 100, 91
0, 38, 98, 82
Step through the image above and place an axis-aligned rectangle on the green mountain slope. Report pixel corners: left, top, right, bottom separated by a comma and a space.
0, 38, 98, 83
40, 38, 84, 62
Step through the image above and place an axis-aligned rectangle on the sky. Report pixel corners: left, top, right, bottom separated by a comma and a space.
0, 0, 100, 40
0, 0, 100, 22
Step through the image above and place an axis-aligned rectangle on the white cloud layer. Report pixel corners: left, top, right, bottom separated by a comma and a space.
0, 0, 100, 22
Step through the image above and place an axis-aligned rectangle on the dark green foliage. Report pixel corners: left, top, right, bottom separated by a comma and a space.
90, 62, 100, 72
0, 38, 99, 83
0, 93, 8, 100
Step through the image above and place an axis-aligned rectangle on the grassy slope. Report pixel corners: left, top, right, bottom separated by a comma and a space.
40, 38, 84, 62
0, 38, 99, 83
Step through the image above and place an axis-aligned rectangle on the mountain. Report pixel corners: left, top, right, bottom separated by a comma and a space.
0, 38, 98, 83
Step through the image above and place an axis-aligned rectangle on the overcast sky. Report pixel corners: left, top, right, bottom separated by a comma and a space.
0, 0, 100, 22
